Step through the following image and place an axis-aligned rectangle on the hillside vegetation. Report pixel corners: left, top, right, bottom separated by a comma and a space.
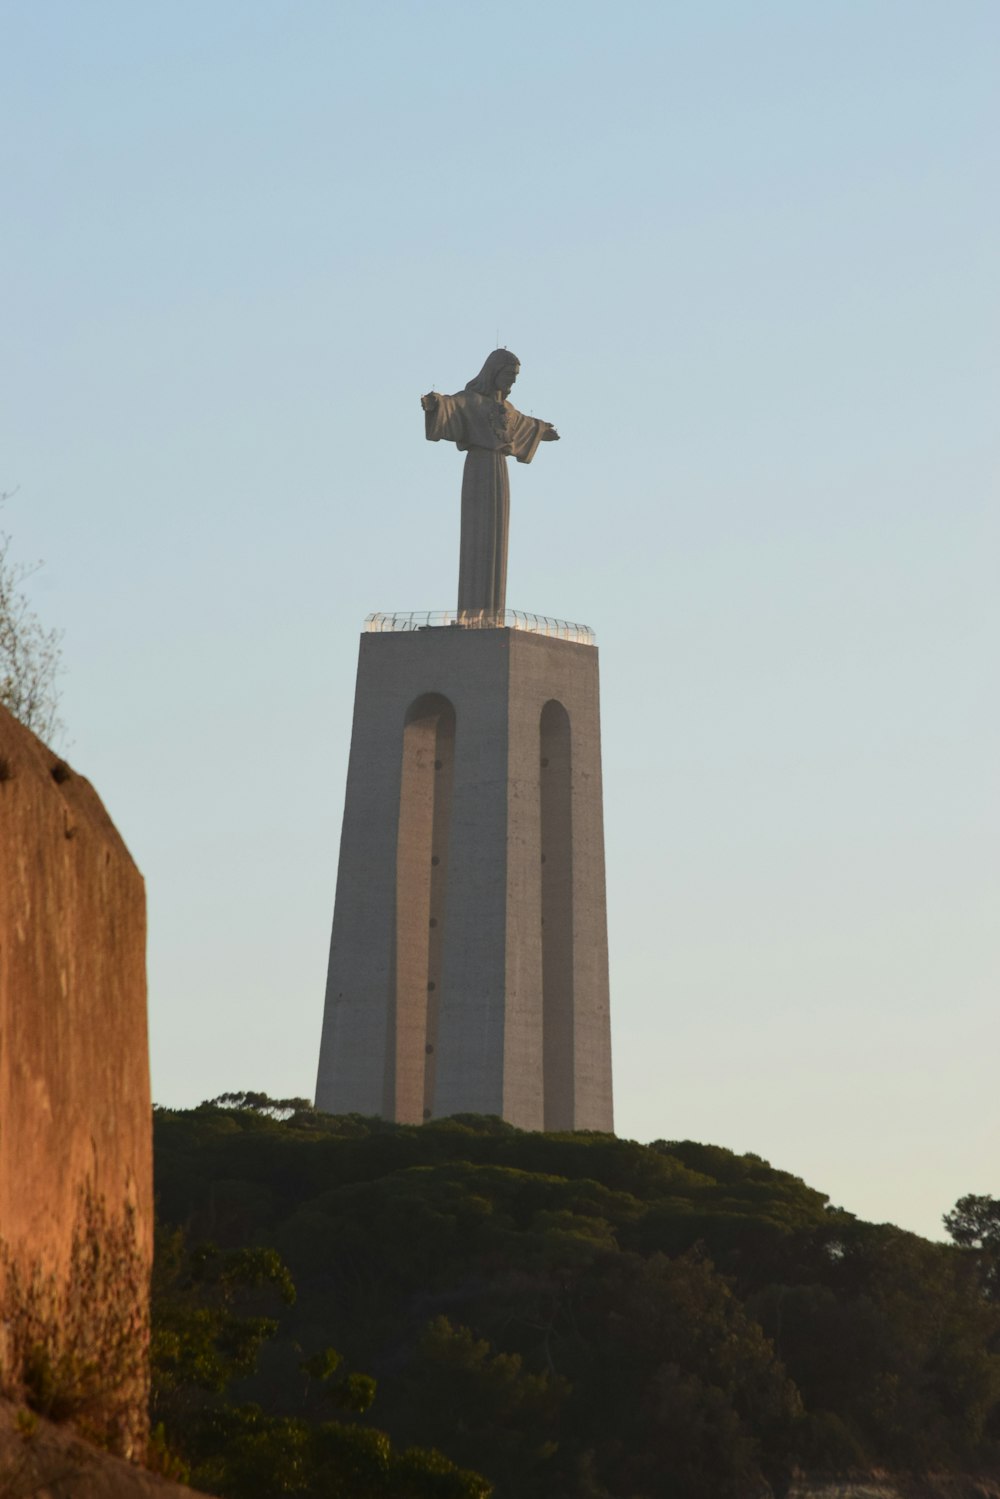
152, 1104, 1000, 1499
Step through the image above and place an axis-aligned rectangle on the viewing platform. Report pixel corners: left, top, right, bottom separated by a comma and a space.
364, 609, 596, 646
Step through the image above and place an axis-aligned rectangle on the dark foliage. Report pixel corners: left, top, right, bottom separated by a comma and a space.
150, 1218, 488, 1497
945, 1195, 1000, 1301
153, 1106, 1000, 1498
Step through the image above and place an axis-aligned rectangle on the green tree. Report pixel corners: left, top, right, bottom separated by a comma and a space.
945, 1195, 1000, 1301
553, 1249, 802, 1499
150, 1222, 491, 1499
387, 1318, 566, 1496
152, 1105, 1000, 1492
206, 1091, 316, 1120
151, 1229, 296, 1411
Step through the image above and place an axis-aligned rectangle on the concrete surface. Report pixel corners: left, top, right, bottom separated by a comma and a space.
316, 625, 613, 1132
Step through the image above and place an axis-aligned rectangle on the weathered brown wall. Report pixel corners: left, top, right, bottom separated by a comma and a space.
0, 704, 151, 1449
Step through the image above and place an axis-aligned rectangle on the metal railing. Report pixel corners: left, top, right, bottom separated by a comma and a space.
364, 609, 595, 645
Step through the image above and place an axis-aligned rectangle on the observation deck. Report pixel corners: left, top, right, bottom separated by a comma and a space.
364, 609, 595, 646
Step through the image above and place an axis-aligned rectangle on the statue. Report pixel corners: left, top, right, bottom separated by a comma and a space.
421, 350, 559, 622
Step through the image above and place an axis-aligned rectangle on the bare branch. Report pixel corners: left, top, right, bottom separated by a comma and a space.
0, 491, 65, 745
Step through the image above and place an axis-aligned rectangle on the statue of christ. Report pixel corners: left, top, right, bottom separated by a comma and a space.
421, 350, 559, 623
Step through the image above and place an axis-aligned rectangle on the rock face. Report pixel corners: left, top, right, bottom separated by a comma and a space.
0, 1400, 211, 1498
0, 707, 151, 1457
788, 1481, 1000, 1498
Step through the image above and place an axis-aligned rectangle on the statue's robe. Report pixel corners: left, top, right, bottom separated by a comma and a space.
424, 390, 554, 619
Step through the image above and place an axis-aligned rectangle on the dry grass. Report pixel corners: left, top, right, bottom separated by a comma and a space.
0, 1185, 149, 1461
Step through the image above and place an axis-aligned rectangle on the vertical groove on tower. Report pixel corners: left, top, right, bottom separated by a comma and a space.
540, 699, 574, 1130
424, 708, 455, 1117
390, 694, 455, 1123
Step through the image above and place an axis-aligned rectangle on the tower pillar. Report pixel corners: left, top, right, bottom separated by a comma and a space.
315, 619, 613, 1132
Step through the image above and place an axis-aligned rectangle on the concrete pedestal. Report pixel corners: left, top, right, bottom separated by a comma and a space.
315, 624, 613, 1132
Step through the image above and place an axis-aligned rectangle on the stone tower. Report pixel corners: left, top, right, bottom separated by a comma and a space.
314, 350, 613, 1131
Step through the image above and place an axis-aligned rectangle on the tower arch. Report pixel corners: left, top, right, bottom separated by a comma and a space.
540, 698, 574, 1129
390, 692, 456, 1121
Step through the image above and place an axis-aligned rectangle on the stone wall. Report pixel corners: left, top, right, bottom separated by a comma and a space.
0, 705, 151, 1456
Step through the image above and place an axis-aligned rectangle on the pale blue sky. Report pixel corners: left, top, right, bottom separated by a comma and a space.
3, 0, 997, 1240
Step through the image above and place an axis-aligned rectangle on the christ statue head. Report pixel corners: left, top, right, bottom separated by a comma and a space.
465, 349, 521, 400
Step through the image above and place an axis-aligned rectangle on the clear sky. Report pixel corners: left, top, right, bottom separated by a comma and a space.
3, 0, 997, 1242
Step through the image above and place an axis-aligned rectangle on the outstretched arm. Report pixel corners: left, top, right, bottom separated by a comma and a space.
422, 391, 465, 444
509, 409, 560, 463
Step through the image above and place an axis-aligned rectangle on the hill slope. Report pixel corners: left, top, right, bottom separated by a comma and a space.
153, 1107, 1000, 1499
